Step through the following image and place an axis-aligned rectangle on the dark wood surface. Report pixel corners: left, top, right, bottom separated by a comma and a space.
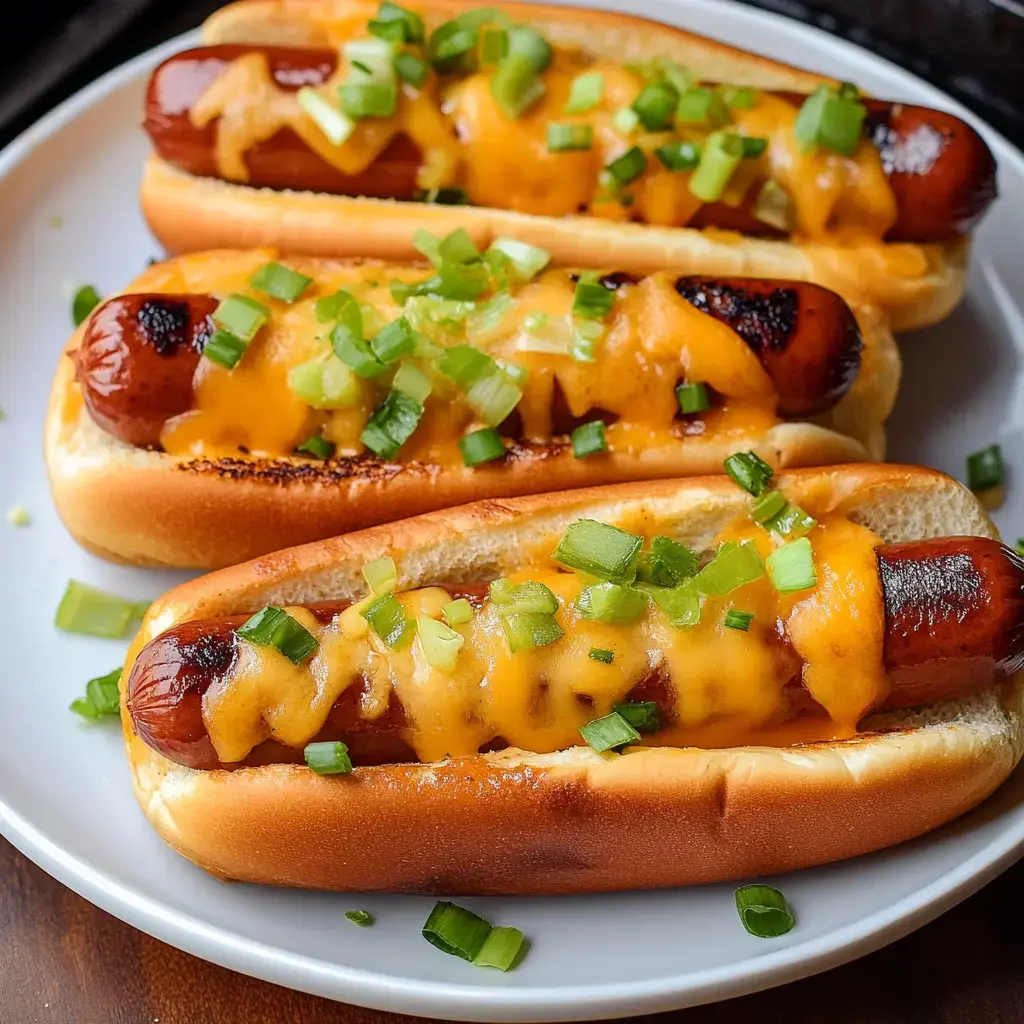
4, 832, 1024, 1024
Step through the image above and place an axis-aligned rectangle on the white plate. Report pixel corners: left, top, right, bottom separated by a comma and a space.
2, 1, 1024, 1019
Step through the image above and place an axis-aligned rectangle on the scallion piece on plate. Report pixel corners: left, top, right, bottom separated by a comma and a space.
588, 647, 615, 664
212, 294, 269, 342
580, 711, 640, 752
72, 284, 102, 327
553, 519, 643, 584
491, 53, 544, 119
443, 598, 474, 626
362, 556, 398, 594
54, 581, 146, 638
563, 71, 604, 114
724, 609, 754, 631
967, 444, 1004, 492
297, 87, 356, 145
577, 581, 647, 625
631, 79, 679, 131
1016, 539, 1024, 557
571, 420, 608, 458
473, 926, 525, 970
735, 884, 794, 938
345, 909, 375, 926
361, 592, 413, 648
249, 261, 313, 302
636, 536, 698, 587
612, 700, 660, 732
459, 427, 506, 467
676, 381, 709, 414
655, 140, 702, 171
724, 450, 774, 496
422, 901, 493, 961
766, 537, 816, 594
696, 542, 765, 596
605, 145, 647, 185
237, 606, 319, 663
361, 389, 424, 460
295, 434, 335, 459
793, 84, 866, 156
547, 123, 594, 152
304, 741, 353, 775
69, 667, 122, 719
417, 615, 465, 671
688, 130, 743, 202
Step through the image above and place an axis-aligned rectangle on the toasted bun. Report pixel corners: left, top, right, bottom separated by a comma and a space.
123, 464, 1024, 893
44, 254, 898, 569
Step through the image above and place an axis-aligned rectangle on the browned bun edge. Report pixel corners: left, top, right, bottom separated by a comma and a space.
43, 253, 896, 569
121, 465, 1024, 893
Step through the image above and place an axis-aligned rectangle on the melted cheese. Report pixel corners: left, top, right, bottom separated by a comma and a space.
152, 254, 780, 461
200, 513, 887, 764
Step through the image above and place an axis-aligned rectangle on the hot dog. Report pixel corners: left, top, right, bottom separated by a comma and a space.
46, 244, 898, 569
137, 0, 999, 331
120, 463, 1024, 894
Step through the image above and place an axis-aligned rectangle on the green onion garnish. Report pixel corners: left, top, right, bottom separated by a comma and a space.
722, 85, 758, 108
473, 926, 525, 971
489, 579, 560, 615
289, 356, 360, 409
547, 123, 594, 152
69, 667, 122, 719
460, 427, 506, 467
394, 51, 429, 87
361, 592, 413, 648
369, 316, 417, 364
422, 901, 493, 961
304, 741, 353, 775
641, 578, 701, 626
676, 381, 710, 414
340, 81, 399, 120
740, 136, 768, 159
750, 489, 787, 524
606, 146, 647, 186
72, 284, 102, 327
499, 611, 564, 653
298, 87, 356, 145
573, 273, 615, 319
766, 537, 816, 594
362, 555, 398, 594
202, 328, 248, 370
54, 581, 147, 638
361, 389, 424, 460
212, 294, 269, 342
967, 444, 1004, 492
316, 288, 361, 326
249, 261, 312, 302
296, 434, 335, 459
688, 130, 743, 202
754, 179, 795, 232
371, 0, 424, 43
724, 451, 774, 496
237, 606, 318, 663
588, 647, 614, 664
491, 53, 544, 119
580, 711, 640, 752
675, 86, 731, 127
636, 536, 698, 587
655, 141, 702, 171
479, 27, 508, 65
392, 360, 432, 403
696, 541, 765, 596
417, 615, 465, 671
1016, 539, 1024, 557
553, 519, 643, 584
631, 79, 679, 130
764, 502, 817, 539
564, 71, 604, 114
724, 609, 754, 631
612, 107, 639, 135
578, 581, 647, 624
793, 84, 866, 156
438, 345, 522, 425
612, 700, 660, 732
333, 326, 386, 377
345, 909, 374, 926
427, 19, 479, 70
571, 420, 608, 458
443, 598, 474, 626
735, 884, 794, 938
486, 237, 550, 280
507, 24, 553, 72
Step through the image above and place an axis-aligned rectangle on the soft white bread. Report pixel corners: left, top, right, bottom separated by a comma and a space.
44, 255, 899, 570
137, 0, 970, 332
124, 464, 1024, 893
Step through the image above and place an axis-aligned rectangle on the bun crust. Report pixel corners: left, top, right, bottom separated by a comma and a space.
44, 255, 898, 569
136, 0, 969, 333
122, 465, 1024, 893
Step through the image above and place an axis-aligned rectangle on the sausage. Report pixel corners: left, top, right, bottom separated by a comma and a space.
144, 45, 996, 243
126, 538, 1024, 770
72, 294, 217, 447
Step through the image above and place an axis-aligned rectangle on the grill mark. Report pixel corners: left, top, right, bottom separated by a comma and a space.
136, 298, 211, 355
675, 278, 799, 354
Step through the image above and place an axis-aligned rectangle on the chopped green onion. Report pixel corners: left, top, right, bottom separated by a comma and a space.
361, 389, 424, 460
631, 79, 679, 131
1016, 539, 1024, 557
487, 237, 550, 280
6, 505, 30, 528
589, 647, 614, 664
412, 227, 443, 266
612, 107, 639, 135
316, 288, 361, 326
72, 284, 102, 326
489, 579, 559, 615
340, 81, 398, 120
606, 146, 647, 185
372, 0, 425, 42
289, 356, 360, 409
580, 711, 640, 752
655, 140, 702, 171
296, 434, 335, 459
766, 537, 816, 594
739, 136, 768, 159
54, 581, 146, 638
362, 556, 398, 594
238, 606, 318, 663
578, 581, 647, 624
474, 926, 525, 971
688, 130, 743, 202
304, 741, 353, 775
722, 85, 758, 109
641, 578, 701, 626
213, 294, 268, 342
675, 86, 731, 127
344, 38, 396, 81
369, 18, 406, 42
724, 609, 754, 631
417, 615, 465, 671
764, 502, 817, 539
553, 519, 643, 584
547, 123, 594, 152
439, 227, 481, 266
735, 884, 794, 938
612, 700, 660, 732
202, 328, 248, 369
754, 180, 795, 232
724, 451, 773, 496
793, 84, 866, 156
369, 316, 416, 364
967, 444, 1004, 492
361, 592, 413, 648
676, 381, 710, 414
69, 667, 122, 719
345, 909, 374, 926
479, 27, 508, 64
635, 536, 698, 587
750, 489, 787, 524
573, 273, 615, 319
427, 19, 479, 70
249, 261, 312, 302
460, 427, 506, 466
422, 901, 492, 961
333, 326, 386, 377
499, 611, 564, 653
571, 420, 608, 458
394, 51, 429, 87
443, 598, 474, 626
697, 541, 765, 596
564, 71, 604, 114
438, 345, 522, 425
572, 317, 603, 362
491, 53, 544, 119
506, 24, 553, 72
392, 360, 432, 403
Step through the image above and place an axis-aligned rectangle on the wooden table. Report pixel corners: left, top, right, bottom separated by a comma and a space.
4, 835, 1024, 1023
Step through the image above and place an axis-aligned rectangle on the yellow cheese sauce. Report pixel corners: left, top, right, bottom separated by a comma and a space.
140, 253, 780, 462
200, 512, 888, 765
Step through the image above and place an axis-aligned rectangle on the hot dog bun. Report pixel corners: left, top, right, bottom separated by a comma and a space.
44, 251, 898, 570
138, 0, 974, 332
123, 464, 1024, 893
